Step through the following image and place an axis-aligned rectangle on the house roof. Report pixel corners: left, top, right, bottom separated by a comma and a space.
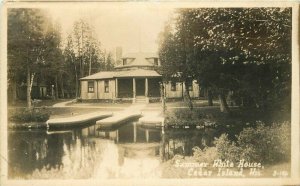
80, 69, 161, 80
115, 52, 158, 69
80, 71, 115, 80
122, 52, 158, 59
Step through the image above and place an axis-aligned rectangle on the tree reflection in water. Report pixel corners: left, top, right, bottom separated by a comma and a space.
161, 128, 218, 161
8, 121, 217, 179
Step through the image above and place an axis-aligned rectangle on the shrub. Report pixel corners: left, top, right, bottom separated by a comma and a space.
214, 121, 291, 164
214, 134, 242, 163
165, 109, 216, 126
10, 108, 50, 122
192, 146, 218, 163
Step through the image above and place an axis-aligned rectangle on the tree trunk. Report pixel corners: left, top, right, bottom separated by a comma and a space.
160, 83, 166, 116
181, 82, 184, 100
89, 52, 92, 75
60, 73, 65, 99
11, 79, 17, 105
80, 26, 85, 79
26, 67, 32, 108
208, 89, 213, 106
81, 56, 84, 78
184, 81, 193, 110
36, 78, 40, 99
219, 92, 230, 113
160, 133, 166, 162
75, 78, 79, 98
76, 62, 80, 98
71, 55, 78, 98
55, 75, 58, 99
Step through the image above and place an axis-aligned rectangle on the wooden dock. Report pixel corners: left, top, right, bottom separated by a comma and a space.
138, 111, 164, 129
47, 112, 113, 130
96, 112, 142, 130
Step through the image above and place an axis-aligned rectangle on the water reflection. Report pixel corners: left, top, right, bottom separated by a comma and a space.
161, 128, 218, 161
8, 121, 218, 179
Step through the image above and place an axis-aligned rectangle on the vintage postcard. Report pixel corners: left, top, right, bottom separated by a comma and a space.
0, 1, 299, 186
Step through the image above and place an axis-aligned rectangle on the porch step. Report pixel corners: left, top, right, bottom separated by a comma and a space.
135, 96, 148, 103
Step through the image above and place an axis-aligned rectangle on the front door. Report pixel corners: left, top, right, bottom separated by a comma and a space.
136, 78, 145, 96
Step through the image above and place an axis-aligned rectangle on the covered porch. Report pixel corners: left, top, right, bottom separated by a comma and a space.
114, 69, 162, 103
116, 77, 161, 103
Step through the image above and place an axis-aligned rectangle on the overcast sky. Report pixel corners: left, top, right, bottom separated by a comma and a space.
47, 5, 174, 55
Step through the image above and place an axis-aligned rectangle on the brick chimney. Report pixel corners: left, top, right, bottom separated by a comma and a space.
116, 47, 122, 65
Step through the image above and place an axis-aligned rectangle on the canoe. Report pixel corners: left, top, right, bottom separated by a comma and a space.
47, 112, 113, 130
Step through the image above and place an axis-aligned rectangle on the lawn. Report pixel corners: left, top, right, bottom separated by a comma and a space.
8, 98, 219, 109
8, 99, 72, 108
66, 101, 132, 108
8, 106, 123, 121
146, 99, 220, 108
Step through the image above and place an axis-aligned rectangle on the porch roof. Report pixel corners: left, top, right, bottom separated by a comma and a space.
80, 69, 161, 80
116, 69, 161, 78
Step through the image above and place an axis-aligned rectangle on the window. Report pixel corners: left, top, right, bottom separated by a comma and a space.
123, 59, 127, 65
154, 58, 159, 66
88, 81, 94, 93
171, 81, 176, 91
104, 80, 109, 93
188, 81, 193, 91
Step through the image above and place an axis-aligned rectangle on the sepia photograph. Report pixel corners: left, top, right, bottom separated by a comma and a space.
1, 1, 299, 186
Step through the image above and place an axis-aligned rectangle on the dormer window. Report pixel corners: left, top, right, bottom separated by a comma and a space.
154, 58, 159, 66
123, 59, 127, 65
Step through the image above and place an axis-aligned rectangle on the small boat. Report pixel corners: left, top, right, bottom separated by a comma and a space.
47, 112, 113, 130
96, 112, 142, 130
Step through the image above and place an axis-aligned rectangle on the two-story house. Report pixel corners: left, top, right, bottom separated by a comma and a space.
80, 52, 199, 103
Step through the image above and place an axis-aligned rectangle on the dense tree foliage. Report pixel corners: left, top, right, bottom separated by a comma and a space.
8, 10, 116, 105
43, 21, 65, 99
159, 8, 291, 112
64, 19, 115, 97
8, 9, 54, 107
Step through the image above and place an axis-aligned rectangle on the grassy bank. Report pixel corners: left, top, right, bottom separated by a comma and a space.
161, 106, 291, 178
164, 106, 290, 138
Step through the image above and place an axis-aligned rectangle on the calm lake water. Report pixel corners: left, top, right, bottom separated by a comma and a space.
8, 120, 220, 179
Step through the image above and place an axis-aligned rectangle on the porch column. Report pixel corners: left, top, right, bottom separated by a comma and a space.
133, 78, 136, 98
133, 122, 137, 143
96, 80, 99, 99
115, 78, 118, 98
145, 78, 148, 97
116, 130, 119, 143
146, 129, 149, 143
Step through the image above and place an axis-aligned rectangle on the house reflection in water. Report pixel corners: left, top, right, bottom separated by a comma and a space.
8, 121, 217, 179
87, 121, 161, 144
